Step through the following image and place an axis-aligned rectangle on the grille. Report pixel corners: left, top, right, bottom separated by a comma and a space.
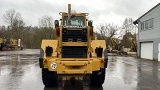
62, 46, 87, 58
62, 28, 87, 42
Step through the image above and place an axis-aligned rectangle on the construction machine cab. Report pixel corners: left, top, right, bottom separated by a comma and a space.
55, 4, 92, 27
60, 13, 88, 26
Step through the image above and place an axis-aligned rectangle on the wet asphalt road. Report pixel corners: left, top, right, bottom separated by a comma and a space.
0, 49, 160, 90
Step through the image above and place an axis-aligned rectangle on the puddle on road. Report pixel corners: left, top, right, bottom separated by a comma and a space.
0, 62, 40, 90
0, 55, 39, 61
0, 56, 12, 60
105, 56, 160, 90
0, 53, 39, 77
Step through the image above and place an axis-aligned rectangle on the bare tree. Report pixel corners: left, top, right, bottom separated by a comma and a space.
34, 15, 56, 48
96, 23, 106, 39
120, 18, 138, 48
3, 9, 21, 28
3, 9, 25, 38
0, 26, 6, 37
122, 18, 137, 34
96, 23, 120, 49
97, 23, 119, 39
39, 15, 54, 28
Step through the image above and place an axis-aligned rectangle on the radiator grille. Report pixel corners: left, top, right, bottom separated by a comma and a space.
62, 28, 87, 42
62, 46, 87, 58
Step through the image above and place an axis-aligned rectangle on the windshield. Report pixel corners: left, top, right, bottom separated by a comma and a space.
63, 16, 84, 26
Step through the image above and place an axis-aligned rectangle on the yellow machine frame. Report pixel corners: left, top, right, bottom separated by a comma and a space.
40, 40, 106, 74
39, 4, 108, 87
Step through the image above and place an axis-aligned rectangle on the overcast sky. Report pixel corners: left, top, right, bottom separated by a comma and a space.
0, 0, 159, 27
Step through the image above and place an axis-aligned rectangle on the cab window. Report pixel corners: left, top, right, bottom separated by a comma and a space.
63, 16, 84, 26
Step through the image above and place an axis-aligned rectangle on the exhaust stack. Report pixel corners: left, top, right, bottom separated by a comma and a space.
68, 4, 71, 26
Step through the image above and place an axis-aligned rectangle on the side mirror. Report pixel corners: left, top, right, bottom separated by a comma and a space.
55, 20, 59, 27
88, 20, 93, 26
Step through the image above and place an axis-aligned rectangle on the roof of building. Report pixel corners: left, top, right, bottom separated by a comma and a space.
133, 3, 160, 24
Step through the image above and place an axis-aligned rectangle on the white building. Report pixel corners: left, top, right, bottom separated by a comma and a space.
133, 3, 160, 61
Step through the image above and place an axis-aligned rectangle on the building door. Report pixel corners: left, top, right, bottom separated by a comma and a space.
141, 42, 153, 60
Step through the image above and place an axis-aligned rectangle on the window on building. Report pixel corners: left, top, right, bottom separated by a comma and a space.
141, 18, 154, 31
149, 18, 154, 28
141, 22, 144, 30
145, 20, 149, 29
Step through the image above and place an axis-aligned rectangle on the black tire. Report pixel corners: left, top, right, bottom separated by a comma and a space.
90, 68, 106, 86
42, 69, 58, 87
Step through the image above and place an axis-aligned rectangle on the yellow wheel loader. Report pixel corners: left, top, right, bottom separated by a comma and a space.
39, 4, 108, 87
0, 38, 18, 51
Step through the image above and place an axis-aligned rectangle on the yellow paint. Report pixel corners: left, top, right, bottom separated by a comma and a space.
41, 4, 106, 75
62, 42, 87, 46
41, 40, 58, 58
10, 38, 18, 46
0, 38, 18, 50
91, 40, 106, 58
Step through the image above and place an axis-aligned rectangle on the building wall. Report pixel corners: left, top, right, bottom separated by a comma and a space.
138, 4, 160, 60
153, 38, 160, 60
